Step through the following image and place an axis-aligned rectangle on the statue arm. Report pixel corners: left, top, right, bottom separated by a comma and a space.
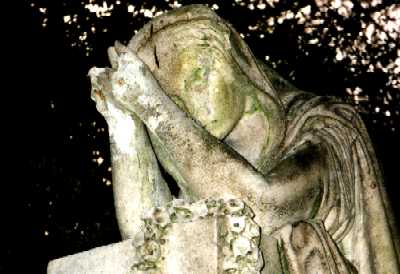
100, 46, 324, 234
89, 66, 172, 239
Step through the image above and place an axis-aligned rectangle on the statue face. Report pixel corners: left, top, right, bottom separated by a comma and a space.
170, 45, 245, 140
135, 20, 247, 140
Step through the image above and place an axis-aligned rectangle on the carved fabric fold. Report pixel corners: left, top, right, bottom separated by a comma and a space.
274, 93, 400, 273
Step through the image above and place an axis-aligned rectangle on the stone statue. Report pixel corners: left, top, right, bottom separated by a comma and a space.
49, 5, 399, 274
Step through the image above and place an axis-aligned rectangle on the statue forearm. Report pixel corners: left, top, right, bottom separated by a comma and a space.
260, 143, 325, 234
133, 92, 323, 234
89, 67, 171, 239
108, 112, 171, 239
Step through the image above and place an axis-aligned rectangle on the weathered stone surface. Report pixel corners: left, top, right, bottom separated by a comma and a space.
48, 219, 217, 274
47, 240, 136, 274
49, 199, 264, 274
129, 199, 263, 274
162, 218, 218, 274
48, 198, 263, 274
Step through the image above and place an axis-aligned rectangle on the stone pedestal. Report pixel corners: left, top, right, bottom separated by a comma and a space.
48, 199, 263, 274
47, 239, 136, 274
48, 219, 218, 274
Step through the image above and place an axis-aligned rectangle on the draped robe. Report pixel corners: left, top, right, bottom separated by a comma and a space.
264, 66, 400, 273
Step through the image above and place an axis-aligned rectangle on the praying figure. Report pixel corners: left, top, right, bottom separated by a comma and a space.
89, 5, 399, 273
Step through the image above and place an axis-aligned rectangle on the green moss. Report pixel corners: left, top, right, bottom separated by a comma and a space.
277, 240, 291, 274
243, 92, 264, 115
184, 67, 208, 92
193, 67, 204, 81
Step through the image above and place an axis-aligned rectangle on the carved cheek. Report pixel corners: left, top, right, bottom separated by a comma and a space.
205, 75, 244, 139
224, 112, 269, 166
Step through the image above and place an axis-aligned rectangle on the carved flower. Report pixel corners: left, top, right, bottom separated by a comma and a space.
169, 208, 192, 222
190, 200, 209, 218
228, 215, 246, 233
150, 207, 170, 228
223, 256, 238, 272
141, 240, 161, 262
243, 220, 261, 239
231, 237, 252, 257
225, 199, 245, 215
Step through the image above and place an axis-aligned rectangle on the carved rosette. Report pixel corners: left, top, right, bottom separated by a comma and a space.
131, 198, 264, 273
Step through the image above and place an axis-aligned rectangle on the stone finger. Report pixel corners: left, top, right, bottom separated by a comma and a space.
107, 47, 119, 69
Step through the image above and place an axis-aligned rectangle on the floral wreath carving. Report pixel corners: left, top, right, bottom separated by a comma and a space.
131, 198, 263, 274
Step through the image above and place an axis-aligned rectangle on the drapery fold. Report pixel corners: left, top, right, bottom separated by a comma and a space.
271, 93, 400, 273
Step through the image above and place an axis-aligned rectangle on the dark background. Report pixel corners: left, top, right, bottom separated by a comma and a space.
6, 0, 399, 273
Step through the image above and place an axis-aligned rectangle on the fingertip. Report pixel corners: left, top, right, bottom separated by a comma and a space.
114, 40, 128, 54
108, 47, 119, 68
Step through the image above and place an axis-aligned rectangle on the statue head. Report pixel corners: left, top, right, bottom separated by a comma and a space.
139, 19, 250, 140
127, 5, 286, 168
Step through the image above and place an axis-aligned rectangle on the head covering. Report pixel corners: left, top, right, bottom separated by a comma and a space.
128, 4, 286, 172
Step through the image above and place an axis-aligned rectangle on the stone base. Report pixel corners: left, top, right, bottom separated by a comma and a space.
48, 199, 263, 274
47, 240, 136, 274
48, 219, 218, 274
